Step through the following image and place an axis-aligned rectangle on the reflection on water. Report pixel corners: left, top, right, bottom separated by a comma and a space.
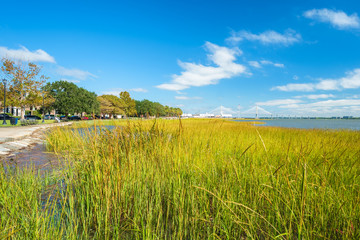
1, 143, 65, 215
2, 125, 117, 173
1, 125, 120, 221
2, 143, 62, 174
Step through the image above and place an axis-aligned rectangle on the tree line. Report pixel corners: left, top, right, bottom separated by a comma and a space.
135, 99, 182, 117
1, 58, 182, 119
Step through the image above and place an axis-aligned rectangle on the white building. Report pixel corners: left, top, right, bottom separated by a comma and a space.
181, 113, 193, 118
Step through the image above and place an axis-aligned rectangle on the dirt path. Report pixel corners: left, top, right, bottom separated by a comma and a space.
0, 122, 72, 156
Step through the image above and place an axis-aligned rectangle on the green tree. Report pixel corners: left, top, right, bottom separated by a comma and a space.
45, 80, 98, 117
78, 88, 100, 116
1, 58, 48, 119
119, 91, 137, 117
97, 95, 124, 118
153, 102, 165, 117
135, 99, 182, 118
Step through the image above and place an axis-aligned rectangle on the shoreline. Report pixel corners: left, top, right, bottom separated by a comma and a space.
0, 122, 72, 157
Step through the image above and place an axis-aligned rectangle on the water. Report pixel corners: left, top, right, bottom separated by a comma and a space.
235, 119, 360, 130
2, 143, 62, 174
2, 125, 117, 173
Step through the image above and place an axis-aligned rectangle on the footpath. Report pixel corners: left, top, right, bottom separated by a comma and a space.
0, 122, 72, 156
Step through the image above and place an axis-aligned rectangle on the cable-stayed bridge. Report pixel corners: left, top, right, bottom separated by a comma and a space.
208, 105, 236, 117
181, 105, 271, 118
241, 106, 271, 118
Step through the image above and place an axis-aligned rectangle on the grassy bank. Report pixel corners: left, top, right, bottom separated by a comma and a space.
0, 119, 57, 127
1, 119, 359, 239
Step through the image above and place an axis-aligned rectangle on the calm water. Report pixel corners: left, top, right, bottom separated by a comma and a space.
2, 144, 62, 174
235, 119, 360, 130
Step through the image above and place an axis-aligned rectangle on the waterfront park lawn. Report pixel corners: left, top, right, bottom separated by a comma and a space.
1, 118, 359, 239
0, 119, 56, 127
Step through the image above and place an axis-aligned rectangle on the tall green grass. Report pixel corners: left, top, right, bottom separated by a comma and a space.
1, 119, 359, 239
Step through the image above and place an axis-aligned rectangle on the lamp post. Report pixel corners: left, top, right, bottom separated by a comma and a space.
2, 79, 7, 125
42, 91, 45, 123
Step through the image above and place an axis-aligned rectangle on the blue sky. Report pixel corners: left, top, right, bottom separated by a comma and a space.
1, 0, 360, 117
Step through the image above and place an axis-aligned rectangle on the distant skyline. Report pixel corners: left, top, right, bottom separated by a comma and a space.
1, 0, 360, 116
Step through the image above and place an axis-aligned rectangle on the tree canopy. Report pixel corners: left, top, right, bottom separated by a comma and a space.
97, 94, 125, 117
45, 80, 99, 116
135, 99, 182, 117
1, 58, 48, 119
119, 91, 137, 117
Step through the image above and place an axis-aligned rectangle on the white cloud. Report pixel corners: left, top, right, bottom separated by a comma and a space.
102, 88, 124, 96
259, 97, 360, 117
248, 61, 261, 68
256, 99, 303, 106
339, 69, 360, 89
249, 60, 284, 68
315, 79, 339, 90
293, 75, 299, 80
304, 8, 360, 29
227, 29, 301, 45
295, 94, 335, 100
273, 68, 360, 92
0, 46, 55, 63
272, 83, 315, 92
175, 96, 202, 100
308, 99, 360, 107
273, 63, 285, 68
61, 78, 80, 83
57, 66, 97, 80
175, 96, 189, 100
260, 60, 284, 68
278, 99, 360, 111
130, 88, 148, 93
156, 42, 246, 91
102, 87, 148, 95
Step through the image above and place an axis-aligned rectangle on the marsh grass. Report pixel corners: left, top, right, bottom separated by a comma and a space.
1, 118, 359, 239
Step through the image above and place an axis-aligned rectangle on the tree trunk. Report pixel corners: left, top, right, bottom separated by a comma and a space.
20, 106, 25, 119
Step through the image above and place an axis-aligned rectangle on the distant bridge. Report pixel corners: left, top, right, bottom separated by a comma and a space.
209, 106, 236, 116
241, 106, 271, 119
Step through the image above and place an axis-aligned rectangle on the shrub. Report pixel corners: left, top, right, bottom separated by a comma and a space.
20, 119, 39, 126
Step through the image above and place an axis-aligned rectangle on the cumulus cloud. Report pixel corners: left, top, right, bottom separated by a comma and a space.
102, 88, 124, 96
339, 69, 360, 88
175, 96, 202, 100
272, 83, 315, 92
295, 94, 335, 100
248, 60, 284, 68
256, 99, 303, 106
102, 87, 148, 95
260, 60, 284, 68
0, 46, 55, 63
278, 99, 360, 112
304, 8, 360, 29
248, 61, 261, 68
61, 79, 80, 83
272, 68, 360, 92
57, 66, 97, 81
258, 97, 360, 117
307, 99, 360, 107
156, 42, 246, 91
227, 29, 301, 45
130, 88, 148, 93
280, 105, 360, 116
